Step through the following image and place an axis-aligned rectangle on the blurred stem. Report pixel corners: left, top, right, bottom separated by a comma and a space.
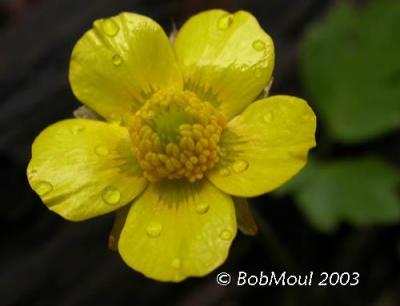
252, 206, 298, 272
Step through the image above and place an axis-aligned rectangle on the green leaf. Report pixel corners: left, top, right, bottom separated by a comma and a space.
300, 1, 400, 143
287, 157, 400, 233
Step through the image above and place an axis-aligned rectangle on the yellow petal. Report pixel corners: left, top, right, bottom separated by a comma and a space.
174, 10, 274, 119
70, 13, 182, 124
27, 119, 147, 221
233, 197, 258, 236
118, 180, 236, 282
208, 95, 316, 197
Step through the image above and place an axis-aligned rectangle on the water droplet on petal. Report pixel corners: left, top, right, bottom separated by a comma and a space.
195, 202, 210, 214
95, 145, 110, 156
252, 40, 265, 51
263, 112, 273, 123
102, 186, 121, 205
146, 222, 163, 238
71, 125, 85, 134
170, 258, 181, 269
109, 113, 122, 125
232, 160, 249, 173
35, 181, 53, 196
220, 229, 233, 241
27, 168, 38, 179
112, 54, 122, 66
102, 19, 119, 37
218, 168, 231, 177
218, 14, 233, 30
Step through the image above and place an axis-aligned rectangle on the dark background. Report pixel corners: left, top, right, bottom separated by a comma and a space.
1, 0, 399, 305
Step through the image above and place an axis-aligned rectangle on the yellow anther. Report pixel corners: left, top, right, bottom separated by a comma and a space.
145, 152, 153, 163
144, 139, 153, 151
165, 159, 175, 172
196, 173, 204, 180
179, 124, 192, 131
198, 115, 208, 125
179, 153, 187, 163
171, 144, 180, 158
151, 154, 161, 167
183, 150, 192, 157
180, 130, 192, 137
166, 143, 174, 156
189, 156, 199, 164
185, 160, 194, 170
180, 136, 195, 151
193, 129, 203, 140
158, 154, 167, 163
206, 124, 215, 133
129, 89, 225, 182
199, 155, 207, 164
195, 142, 204, 154
170, 158, 181, 168
202, 150, 210, 156
200, 138, 209, 147
141, 160, 153, 171
193, 123, 203, 131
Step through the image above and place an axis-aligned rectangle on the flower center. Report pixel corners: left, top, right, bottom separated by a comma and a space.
129, 89, 226, 183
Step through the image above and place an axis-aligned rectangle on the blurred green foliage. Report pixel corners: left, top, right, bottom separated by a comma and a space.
282, 158, 400, 233
278, 0, 400, 233
300, 0, 400, 143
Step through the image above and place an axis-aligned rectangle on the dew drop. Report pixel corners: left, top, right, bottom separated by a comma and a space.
109, 113, 122, 125
112, 54, 122, 66
218, 168, 231, 177
102, 19, 119, 37
263, 112, 273, 123
170, 258, 181, 269
232, 160, 249, 173
252, 40, 265, 51
217, 14, 233, 30
71, 125, 85, 134
220, 229, 233, 241
102, 186, 121, 205
195, 202, 210, 214
35, 181, 53, 196
146, 222, 163, 238
27, 168, 38, 180
95, 145, 110, 156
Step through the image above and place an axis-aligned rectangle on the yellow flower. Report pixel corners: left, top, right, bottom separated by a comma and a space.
27, 10, 316, 282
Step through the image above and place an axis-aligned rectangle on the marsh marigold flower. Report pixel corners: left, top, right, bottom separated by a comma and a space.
27, 10, 316, 282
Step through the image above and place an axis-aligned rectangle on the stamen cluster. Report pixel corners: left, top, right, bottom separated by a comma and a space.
130, 90, 225, 182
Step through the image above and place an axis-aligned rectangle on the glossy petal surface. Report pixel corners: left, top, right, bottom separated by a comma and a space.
208, 96, 316, 197
118, 180, 236, 282
175, 10, 274, 119
70, 12, 182, 124
27, 119, 146, 221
